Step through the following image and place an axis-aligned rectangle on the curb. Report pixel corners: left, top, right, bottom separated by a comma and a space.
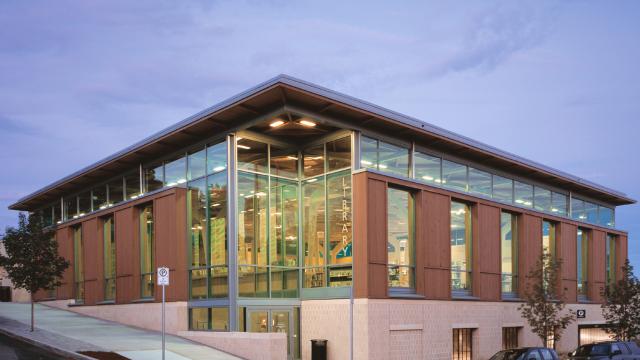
0, 326, 95, 360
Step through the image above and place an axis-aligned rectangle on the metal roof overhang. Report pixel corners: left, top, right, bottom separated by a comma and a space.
9, 75, 636, 211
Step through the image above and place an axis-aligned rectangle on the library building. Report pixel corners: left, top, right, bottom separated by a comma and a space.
10, 75, 634, 359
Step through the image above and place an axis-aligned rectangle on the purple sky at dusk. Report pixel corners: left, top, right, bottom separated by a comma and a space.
1, 1, 638, 271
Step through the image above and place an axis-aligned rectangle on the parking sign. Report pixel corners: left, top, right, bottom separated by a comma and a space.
157, 267, 170, 286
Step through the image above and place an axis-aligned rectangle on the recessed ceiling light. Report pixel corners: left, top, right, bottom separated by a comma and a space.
299, 120, 316, 127
237, 145, 251, 150
270, 119, 285, 128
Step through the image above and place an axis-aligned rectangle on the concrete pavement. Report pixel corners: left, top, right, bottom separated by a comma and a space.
0, 302, 241, 360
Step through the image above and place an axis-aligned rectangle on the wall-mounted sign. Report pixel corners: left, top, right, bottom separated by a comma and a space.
576, 309, 586, 319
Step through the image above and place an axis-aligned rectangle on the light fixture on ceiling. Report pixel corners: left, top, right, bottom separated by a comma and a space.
299, 119, 316, 127
270, 119, 285, 128
237, 144, 251, 150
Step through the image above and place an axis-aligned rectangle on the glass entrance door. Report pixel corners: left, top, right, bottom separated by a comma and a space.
246, 308, 297, 359
272, 311, 291, 357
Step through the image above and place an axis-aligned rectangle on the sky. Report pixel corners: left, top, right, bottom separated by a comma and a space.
0, 1, 638, 271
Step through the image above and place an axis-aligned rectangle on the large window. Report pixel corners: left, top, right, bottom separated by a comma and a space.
73, 225, 84, 303
501, 212, 518, 295
442, 160, 467, 192
188, 169, 229, 300
542, 221, 556, 258
414, 151, 441, 185
577, 229, 588, 299
301, 136, 353, 289
360, 136, 409, 177
606, 234, 616, 287
387, 188, 415, 290
468, 167, 491, 197
140, 204, 154, 299
189, 307, 229, 331
103, 216, 116, 301
452, 328, 473, 360
451, 201, 472, 294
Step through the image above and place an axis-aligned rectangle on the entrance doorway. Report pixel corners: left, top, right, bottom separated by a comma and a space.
246, 308, 299, 359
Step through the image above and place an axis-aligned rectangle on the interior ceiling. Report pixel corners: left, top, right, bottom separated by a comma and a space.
12, 82, 633, 211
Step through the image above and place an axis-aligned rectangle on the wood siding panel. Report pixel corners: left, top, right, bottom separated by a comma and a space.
154, 190, 188, 302
115, 207, 138, 303
475, 204, 501, 301
589, 230, 606, 302
422, 191, 451, 300
558, 222, 577, 303
518, 214, 542, 297
367, 178, 387, 298
56, 227, 74, 300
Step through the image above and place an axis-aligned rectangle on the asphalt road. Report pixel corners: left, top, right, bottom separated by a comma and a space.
0, 333, 63, 360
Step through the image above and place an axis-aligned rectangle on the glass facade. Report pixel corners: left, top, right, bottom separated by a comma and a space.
140, 204, 154, 299
577, 229, 588, 298
360, 136, 409, 177
189, 307, 229, 331
451, 201, 472, 293
500, 212, 517, 295
104, 216, 116, 301
606, 234, 616, 287
73, 225, 84, 303
387, 188, 415, 289
188, 152, 228, 300
542, 221, 556, 258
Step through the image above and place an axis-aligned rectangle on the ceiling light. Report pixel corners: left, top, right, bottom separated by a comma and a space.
287, 156, 299, 160
213, 166, 226, 172
237, 145, 251, 150
306, 178, 318, 183
270, 120, 285, 128
299, 120, 316, 127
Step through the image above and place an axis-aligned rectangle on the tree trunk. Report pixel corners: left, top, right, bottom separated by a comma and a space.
30, 293, 34, 332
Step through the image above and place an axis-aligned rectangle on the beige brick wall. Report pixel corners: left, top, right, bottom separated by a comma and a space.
302, 299, 606, 360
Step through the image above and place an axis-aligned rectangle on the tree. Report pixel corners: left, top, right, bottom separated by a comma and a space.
0, 213, 68, 331
519, 252, 575, 348
601, 259, 640, 341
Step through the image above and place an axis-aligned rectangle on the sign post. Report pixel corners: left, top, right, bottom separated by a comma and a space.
157, 267, 170, 360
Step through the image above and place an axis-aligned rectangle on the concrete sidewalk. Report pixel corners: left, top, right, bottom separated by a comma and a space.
0, 302, 240, 360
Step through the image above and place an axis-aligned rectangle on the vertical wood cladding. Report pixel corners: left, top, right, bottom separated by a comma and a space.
353, 173, 388, 298
557, 222, 577, 303
589, 230, 606, 302
474, 204, 501, 301
352, 171, 626, 304
518, 214, 542, 297
115, 206, 138, 303
154, 188, 188, 302
45, 188, 187, 305
56, 227, 74, 300
422, 191, 451, 300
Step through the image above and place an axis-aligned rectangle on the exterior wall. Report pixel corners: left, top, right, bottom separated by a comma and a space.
346, 299, 607, 360
44, 299, 188, 334
37, 187, 188, 304
301, 300, 351, 360
352, 171, 628, 303
178, 331, 287, 360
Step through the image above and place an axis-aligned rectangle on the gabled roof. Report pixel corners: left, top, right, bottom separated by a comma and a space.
9, 74, 635, 211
